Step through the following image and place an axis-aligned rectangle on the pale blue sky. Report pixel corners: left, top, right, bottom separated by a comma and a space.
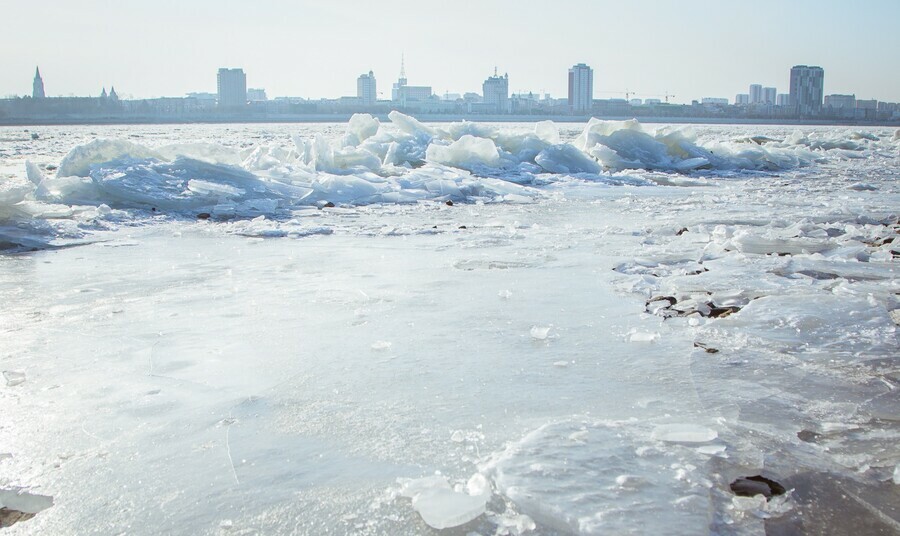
3, 0, 899, 103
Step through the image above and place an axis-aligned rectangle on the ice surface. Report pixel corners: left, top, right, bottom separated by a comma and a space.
1, 120, 898, 534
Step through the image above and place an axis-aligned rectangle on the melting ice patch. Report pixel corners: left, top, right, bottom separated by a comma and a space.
481, 420, 716, 535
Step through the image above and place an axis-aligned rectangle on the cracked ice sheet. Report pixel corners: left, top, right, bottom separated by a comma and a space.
0, 202, 712, 534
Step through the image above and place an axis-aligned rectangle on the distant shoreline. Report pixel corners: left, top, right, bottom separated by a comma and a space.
1, 114, 898, 128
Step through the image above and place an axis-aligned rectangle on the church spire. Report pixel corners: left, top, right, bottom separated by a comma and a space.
32, 66, 46, 99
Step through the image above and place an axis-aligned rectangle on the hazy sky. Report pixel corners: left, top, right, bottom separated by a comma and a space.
4, 0, 899, 103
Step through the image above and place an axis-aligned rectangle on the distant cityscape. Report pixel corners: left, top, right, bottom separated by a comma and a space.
3, 60, 899, 125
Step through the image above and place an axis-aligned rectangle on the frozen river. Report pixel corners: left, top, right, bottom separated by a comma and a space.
1, 117, 898, 534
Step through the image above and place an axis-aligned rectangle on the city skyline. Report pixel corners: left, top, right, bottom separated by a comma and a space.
12, 59, 898, 112
3, 0, 900, 103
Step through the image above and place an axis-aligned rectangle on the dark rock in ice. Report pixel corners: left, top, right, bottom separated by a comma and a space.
0, 489, 53, 528
796, 269, 840, 280
445, 200, 454, 206
323, 201, 335, 208
705, 305, 741, 318
676, 227, 689, 236
693, 342, 719, 354
458, 225, 467, 229
196, 212, 211, 220
730, 475, 786, 500
797, 430, 822, 443
45, 164, 57, 171
31, 133, 39, 140
0, 508, 35, 528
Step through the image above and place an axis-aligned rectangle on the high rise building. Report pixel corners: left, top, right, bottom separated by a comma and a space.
217, 68, 247, 109
483, 68, 509, 113
789, 65, 824, 115
776, 94, 791, 107
32, 67, 45, 99
735, 94, 750, 105
763, 87, 777, 105
749, 84, 763, 104
357, 71, 377, 105
568, 63, 593, 113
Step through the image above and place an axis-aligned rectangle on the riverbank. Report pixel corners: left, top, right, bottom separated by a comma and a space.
2, 113, 899, 127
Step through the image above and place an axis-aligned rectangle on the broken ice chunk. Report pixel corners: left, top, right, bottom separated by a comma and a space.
3, 371, 26, 387
628, 330, 659, 343
651, 424, 717, 444
411, 487, 487, 530
696, 444, 727, 456
465, 473, 492, 499
530, 325, 551, 340
399, 475, 488, 530
370, 341, 392, 351
615, 474, 649, 489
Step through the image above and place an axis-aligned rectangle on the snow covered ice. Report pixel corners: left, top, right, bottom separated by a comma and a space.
1, 115, 898, 534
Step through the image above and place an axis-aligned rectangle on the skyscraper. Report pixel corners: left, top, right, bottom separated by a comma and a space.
357, 71, 377, 105
568, 63, 593, 113
789, 65, 824, 115
763, 87, 777, 105
749, 84, 763, 105
483, 68, 509, 113
32, 67, 45, 99
217, 68, 247, 109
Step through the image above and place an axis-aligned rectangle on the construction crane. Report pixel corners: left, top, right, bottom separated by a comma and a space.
598, 90, 675, 103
